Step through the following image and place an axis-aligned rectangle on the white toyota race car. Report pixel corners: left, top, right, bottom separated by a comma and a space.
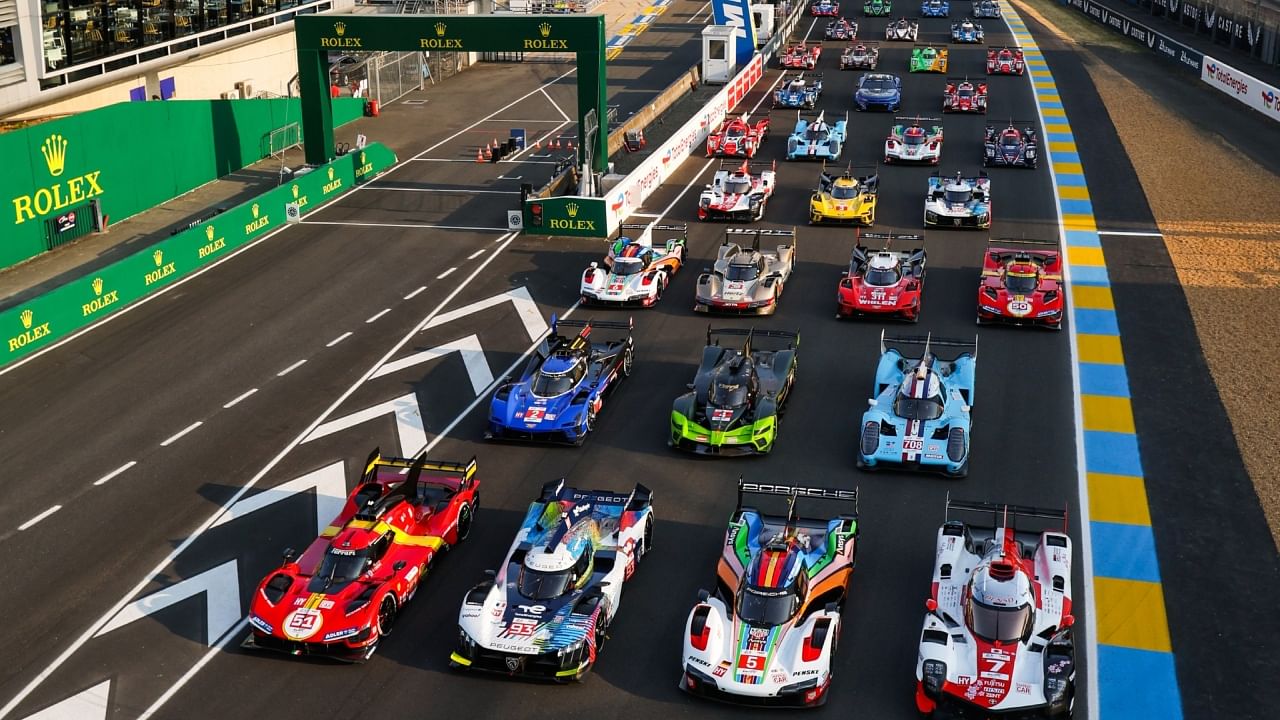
580, 223, 688, 307
915, 499, 1076, 719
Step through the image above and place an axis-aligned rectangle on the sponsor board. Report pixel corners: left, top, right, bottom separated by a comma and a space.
1063, 0, 1203, 72
1201, 55, 1280, 121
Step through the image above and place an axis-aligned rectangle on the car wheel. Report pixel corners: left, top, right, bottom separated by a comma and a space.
456, 502, 474, 542
586, 404, 599, 433
638, 514, 653, 564
376, 594, 398, 637
620, 345, 635, 378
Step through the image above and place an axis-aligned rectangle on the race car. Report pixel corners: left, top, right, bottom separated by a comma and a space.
670, 327, 799, 455
951, 18, 984, 42
885, 16, 919, 41
987, 46, 1025, 74
885, 116, 944, 164
915, 499, 1076, 718
681, 481, 859, 707
486, 317, 633, 444
581, 223, 687, 307
825, 18, 858, 40
972, 0, 1001, 17
977, 238, 1064, 329
786, 110, 847, 161
942, 77, 988, 113
857, 332, 976, 476
810, 165, 878, 225
910, 44, 949, 73
864, 0, 892, 15
840, 41, 880, 69
810, 0, 840, 15
450, 478, 654, 681
924, 171, 991, 229
707, 114, 771, 158
773, 72, 823, 108
855, 72, 903, 111
837, 231, 927, 321
244, 450, 480, 661
920, 0, 948, 16
984, 121, 1039, 168
694, 228, 797, 315
781, 41, 822, 70
698, 159, 777, 221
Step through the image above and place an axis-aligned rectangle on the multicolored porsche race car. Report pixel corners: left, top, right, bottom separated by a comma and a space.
681, 480, 859, 707
986, 46, 1025, 74
698, 160, 777, 221
810, 0, 840, 15
920, 0, 948, 16
840, 41, 880, 69
915, 499, 1076, 718
977, 238, 1064, 329
972, 0, 1001, 17
244, 450, 479, 661
950, 18, 984, 42
810, 165, 878, 225
787, 110, 847, 161
864, 0, 892, 15
983, 121, 1039, 168
486, 317, 633, 444
924, 171, 991, 229
781, 41, 823, 69
910, 44, 949, 73
885, 16, 919, 40
773, 72, 824, 109
707, 114, 771, 158
825, 17, 858, 39
885, 116, 943, 164
695, 228, 796, 314
857, 333, 976, 476
451, 478, 654, 681
581, 223, 687, 307
837, 231, 927, 321
942, 77, 988, 113
670, 327, 799, 455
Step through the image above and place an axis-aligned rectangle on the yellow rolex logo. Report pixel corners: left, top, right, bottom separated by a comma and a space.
566, 202, 579, 218
41, 134, 68, 177
539, 21, 552, 38
92, 277, 103, 296
328, 167, 335, 181
252, 203, 260, 219
153, 249, 164, 267
360, 151, 367, 165
20, 309, 33, 330
435, 21, 447, 36
206, 225, 215, 241
334, 21, 346, 36
292, 184, 300, 199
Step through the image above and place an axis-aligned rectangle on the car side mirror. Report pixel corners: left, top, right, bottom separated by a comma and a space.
697, 588, 711, 602
704, 184, 713, 189
962, 404, 971, 413
926, 598, 938, 611
702, 266, 712, 273
393, 560, 407, 572
282, 547, 297, 564
1060, 614, 1075, 629
868, 398, 877, 408
484, 568, 497, 579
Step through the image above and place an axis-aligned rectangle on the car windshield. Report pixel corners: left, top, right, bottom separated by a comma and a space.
711, 380, 749, 407
894, 394, 944, 420
832, 183, 860, 199
307, 549, 371, 593
806, 128, 828, 142
725, 262, 760, 281
612, 257, 643, 277
517, 566, 573, 600
1001, 134, 1021, 147
866, 78, 891, 91
944, 187, 972, 204
967, 598, 1032, 644
920, 48, 935, 58
737, 585, 800, 627
531, 361, 585, 397
1005, 273, 1037, 293
724, 178, 752, 194
999, 51, 1012, 60
904, 132, 926, 145
726, 127, 745, 138
958, 87, 973, 97
866, 267, 900, 286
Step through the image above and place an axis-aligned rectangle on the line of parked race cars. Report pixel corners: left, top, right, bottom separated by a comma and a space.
237, 2, 1077, 717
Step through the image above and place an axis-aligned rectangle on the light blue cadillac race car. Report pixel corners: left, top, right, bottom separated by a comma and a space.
856, 332, 976, 477
950, 18, 984, 43
786, 110, 848, 160
920, 0, 949, 17
854, 72, 902, 111
773, 72, 824, 109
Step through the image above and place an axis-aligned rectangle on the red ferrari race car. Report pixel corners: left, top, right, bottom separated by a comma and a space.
781, 41, 822, 69
837, 230, 927, 321
986, 46, 1025, 75
243, 450, 480, 661
941, 77, 987, 113
707, 114, 771, 158
976, 238, 1064, 329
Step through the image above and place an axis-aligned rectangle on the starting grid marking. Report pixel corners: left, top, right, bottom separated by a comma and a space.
606, 0, 673, 60
1004, 8, 1184, 720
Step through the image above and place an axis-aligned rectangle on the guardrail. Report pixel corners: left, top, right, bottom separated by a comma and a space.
1201, 54, 1280, 118
0, 143, 399, 370
1063, 0, 1205, 71
606, 67, 703, 157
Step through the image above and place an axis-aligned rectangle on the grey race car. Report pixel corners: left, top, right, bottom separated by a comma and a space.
694, 228, 797, 315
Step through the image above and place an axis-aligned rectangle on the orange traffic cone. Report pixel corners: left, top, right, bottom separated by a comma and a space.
493, 138, 500, 150
533, 139, 540, 150
476, 147, 485, 162
567, 140, 575, 150
483, 145, 492, 160
551, 138, 560, 149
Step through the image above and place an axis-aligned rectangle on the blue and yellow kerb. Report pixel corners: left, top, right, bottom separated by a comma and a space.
606, 0, 673, 60
1001, 8, 1184, 720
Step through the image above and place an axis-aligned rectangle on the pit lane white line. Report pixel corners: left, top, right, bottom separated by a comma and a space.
365, 308, 392, 324
275, 359, 308, 376
300, 220, 511, 232
1096, 230, 1164, 237
365, 185, 522, 195
221, 388, 258, 409
541, 87, 573, 122
409, 158, 565, 165
93, 461, 138, 487
485, 118, 569, 123
437, 267, 458, 279
326, 331, 354, 347
685, 0, 710, 22
467, 249, 487, 260
403, 286, 428, 300
159, 422, 203, 447
18, 506, 62, 532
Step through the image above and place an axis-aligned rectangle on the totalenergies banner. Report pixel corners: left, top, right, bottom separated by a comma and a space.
1201, 56, 1280, 122
605, 53, 764, 234
0, 143, 396, 368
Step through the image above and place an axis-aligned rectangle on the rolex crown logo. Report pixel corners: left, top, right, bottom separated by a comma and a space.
206, 225, 215, 241
20, 309, 33, 330
435, 21, 447, 36
153, 249, 164, 267
41, 134, 68, 177
360, 151, 367, 164
92, 277, 104, 296
334, 21, 346, 36
539, 22, 552, 38
328, 167, 335, 181
566, 202, 579, 218
252, 203, 260, 219
292, 184, 300, 199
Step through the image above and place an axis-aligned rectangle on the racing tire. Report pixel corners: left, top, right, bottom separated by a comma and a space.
637, 515, 653, 565
586, 405, 599, 434
947, 458, 970, 479
376, 594, 399, 637
620, 346, 635, 378
456, 502, 474, 542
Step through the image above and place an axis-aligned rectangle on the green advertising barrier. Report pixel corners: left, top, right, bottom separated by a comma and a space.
0, 141, 397, 368
1, 96, 367, 271
522, 196, 607, 238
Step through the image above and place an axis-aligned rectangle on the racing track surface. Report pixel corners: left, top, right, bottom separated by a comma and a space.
0, 6, 1092, 720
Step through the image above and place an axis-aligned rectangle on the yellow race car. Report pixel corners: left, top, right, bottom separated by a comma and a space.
809, 166, 879, 225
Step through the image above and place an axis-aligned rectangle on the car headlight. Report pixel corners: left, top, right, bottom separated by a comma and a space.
922, 659, 947, 697
976, 213, 989, 224
860, 420, 880, 455
457, 627, 477, 656
925, 211, 938, 222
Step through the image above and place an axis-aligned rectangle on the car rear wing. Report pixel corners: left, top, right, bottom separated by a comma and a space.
737, 477, 859, 514
991, 117, 1038, 130
708, 325, 800, 352
859, 230, 925, 248
550, 316, 633, 351
913, 42, 945, 49
945, 495, 1069, 533
618, 222, 687, 239
880, 329, 977, 360
361, 447, 478, 488
944, 77, 980, 85
894, 115, 943, 124
539, 478, 654, 512
988, 237, 1057, 248
988, 44, 1022, 53
724, 226, 795, 251
718, 159, 777, 172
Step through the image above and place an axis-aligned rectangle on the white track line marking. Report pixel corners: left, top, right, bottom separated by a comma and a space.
18, 506, 62, 531
300, 220, 511, 232
467, 249, 487, 260
326, 331, 354, 347
404, 286, 428, 300
410, 157, 564, 165
541, 87, 573, 122
485, 118, 568, 123
159, 422, 203, 447
437, 267, 458, 279
222, 388, 258, 409
1097, 230, 1163, 237
93, 461, 137, 487
276, 359, 307, 376
366, 185, 521, 195
366, 308, 392, 324
685, 0, 710, 22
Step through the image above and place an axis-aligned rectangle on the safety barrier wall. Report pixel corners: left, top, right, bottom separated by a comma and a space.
0, 97, 366, 271
1062, 0, 1205, 71
0, 142, 397, 370
606, 67, 703, 157
1200, 55, 1280, 119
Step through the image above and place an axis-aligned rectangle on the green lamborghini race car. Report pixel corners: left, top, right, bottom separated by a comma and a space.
864, 0, 892, 15
909, 44, 949, 73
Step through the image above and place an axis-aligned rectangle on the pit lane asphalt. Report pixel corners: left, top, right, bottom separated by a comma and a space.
3, 10, 1090, 720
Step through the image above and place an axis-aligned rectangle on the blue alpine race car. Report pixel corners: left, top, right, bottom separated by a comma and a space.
854, 72, 902, 111
787, 110, 848, 160
773, 72, 823, 109
857, 332, 976, 476
486, 316, 634, 445
920, 0, 949, 16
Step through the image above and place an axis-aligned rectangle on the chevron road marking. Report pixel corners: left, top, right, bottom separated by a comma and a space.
210, 461, 347, 536
371, 335, 495, 396
304, 393, 428, 457
23, 680, 110, 720
94, 561, 240, 647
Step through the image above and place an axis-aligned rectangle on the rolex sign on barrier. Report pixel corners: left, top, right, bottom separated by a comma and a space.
522, 196, 607, 238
